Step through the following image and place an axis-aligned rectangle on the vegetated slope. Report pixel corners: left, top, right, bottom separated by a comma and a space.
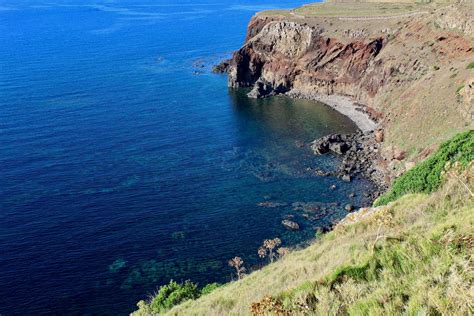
229, 0, 473, 170
375, 130, 473, 205
133, 131, 473, 315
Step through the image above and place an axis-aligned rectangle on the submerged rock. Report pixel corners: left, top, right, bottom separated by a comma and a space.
281, 219, 300, 230
258, 201, 288, 208
292, 201, 322, 213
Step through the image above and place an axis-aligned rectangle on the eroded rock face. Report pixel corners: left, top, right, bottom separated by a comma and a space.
434, 3, 474, 36
228, 18, 386, 100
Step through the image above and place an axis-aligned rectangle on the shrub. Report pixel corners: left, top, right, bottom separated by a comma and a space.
466, 61, 474, 69
374, 130, 473, 206
228, 256, 246, 280
201, 282, 221, 295
258, 238, 282, 263
149, 280, 200, 312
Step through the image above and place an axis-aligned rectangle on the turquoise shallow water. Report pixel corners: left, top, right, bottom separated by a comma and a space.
0, 1, 374, 314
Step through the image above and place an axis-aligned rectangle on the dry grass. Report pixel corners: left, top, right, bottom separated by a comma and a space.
258, 1, 455, 18
151, 164, 473, 315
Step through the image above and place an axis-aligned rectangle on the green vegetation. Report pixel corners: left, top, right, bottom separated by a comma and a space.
200, 283, 221, 295
374, 130, 473, 206
467, 61, 474, 69
133, 281, 222, 315
149, 280, 200, 313
457, 84, 465, 94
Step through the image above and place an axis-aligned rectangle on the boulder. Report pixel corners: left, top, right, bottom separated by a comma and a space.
281, 219, 300, 230
342, 174, 352, 182
329, 142, 350, 155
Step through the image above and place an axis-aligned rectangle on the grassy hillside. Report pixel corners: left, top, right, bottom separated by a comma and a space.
259, 0, 456, 18
133, 131, 473, 315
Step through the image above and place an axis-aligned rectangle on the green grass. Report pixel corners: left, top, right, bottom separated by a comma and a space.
467, 61, 474, 69
374, 130, 474, 206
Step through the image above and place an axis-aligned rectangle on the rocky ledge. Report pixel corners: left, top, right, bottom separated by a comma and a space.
311, 130, 389, 201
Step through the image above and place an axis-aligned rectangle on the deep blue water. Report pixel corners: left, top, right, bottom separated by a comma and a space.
0, 1, 374, 314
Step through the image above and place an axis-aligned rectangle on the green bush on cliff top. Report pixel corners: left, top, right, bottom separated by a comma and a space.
374, 130, 473, 206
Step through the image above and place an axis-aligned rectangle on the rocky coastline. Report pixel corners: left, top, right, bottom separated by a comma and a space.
214, 62, 390, 206
212, 0, 472, 214
310, 130, 389, 201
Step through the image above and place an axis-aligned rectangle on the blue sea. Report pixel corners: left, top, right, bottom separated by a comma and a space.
0, 1, 374, 314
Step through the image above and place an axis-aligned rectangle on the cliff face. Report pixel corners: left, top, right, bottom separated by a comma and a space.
229, 19, 386, 102
227, 2, 473, 165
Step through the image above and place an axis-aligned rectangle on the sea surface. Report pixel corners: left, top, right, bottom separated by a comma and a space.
0, 1, 374, 314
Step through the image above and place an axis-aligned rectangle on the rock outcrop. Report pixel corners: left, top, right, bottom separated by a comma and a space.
311, 131, 389, 199
228, 19, 385, 100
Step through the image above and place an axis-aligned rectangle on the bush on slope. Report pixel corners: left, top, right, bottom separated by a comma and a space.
374, 130, 473, 206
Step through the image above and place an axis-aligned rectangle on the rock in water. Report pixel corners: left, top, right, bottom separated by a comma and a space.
257, 201, 288, 208
212, 59, 231, 74
342, 174, 352, 182
281, 219, 300, 230
311, 134, 351, 155
345, 204, 354, 212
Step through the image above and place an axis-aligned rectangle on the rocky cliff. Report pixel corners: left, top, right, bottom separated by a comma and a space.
226, 1, 474, 169
229, 19, 385, 101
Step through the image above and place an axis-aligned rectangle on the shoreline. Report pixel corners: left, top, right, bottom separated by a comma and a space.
285, 90, 378, 133
281, 89, 389, 200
